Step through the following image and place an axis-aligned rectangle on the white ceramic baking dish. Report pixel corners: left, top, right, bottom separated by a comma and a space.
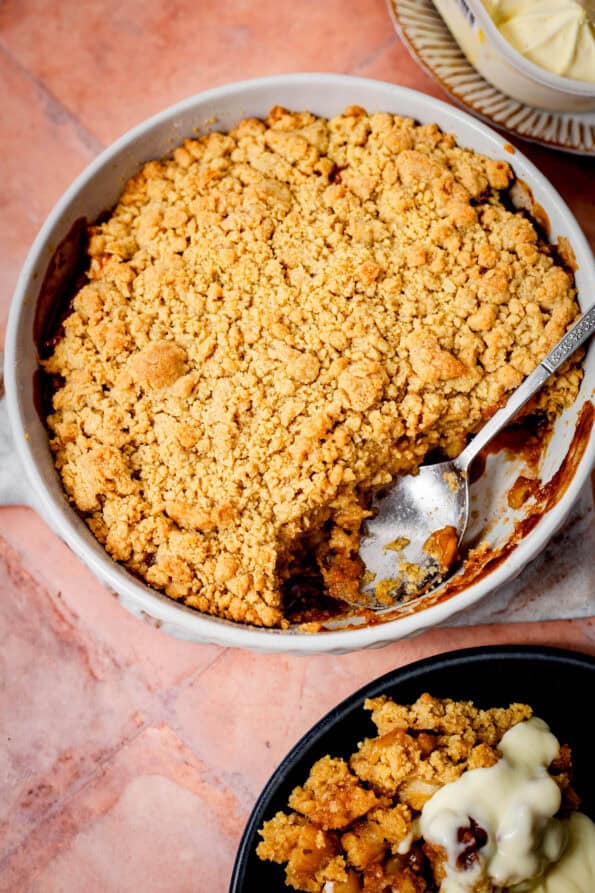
434, 0, 595, 112
1, 74, 594, 654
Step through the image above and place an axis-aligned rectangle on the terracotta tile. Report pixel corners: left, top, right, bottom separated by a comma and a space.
0, 509, 223, 690
172, 619, 595, 806
1, 726, 243, 892
0, 530, 223, 860
0, 516, 594, 890
0, 0, 397, 146
0, 48, 99, 331
352, 29, 444, 98
0, 536, 142, 860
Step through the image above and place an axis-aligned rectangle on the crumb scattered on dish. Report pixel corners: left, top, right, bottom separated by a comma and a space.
443, 470, 459, 492
383, 536, 411, 553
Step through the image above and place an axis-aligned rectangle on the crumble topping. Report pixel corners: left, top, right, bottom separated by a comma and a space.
43, 106, 582, 626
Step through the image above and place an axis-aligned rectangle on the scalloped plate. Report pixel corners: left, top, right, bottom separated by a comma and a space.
389, 0, 595, 155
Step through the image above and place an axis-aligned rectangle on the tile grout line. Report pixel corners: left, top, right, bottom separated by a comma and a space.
0, 645, 232, 870
0, 40, 104, 156
0, 534, 232, 868
0, 720, 149, 872
0, 654, 237, 874
160, 646, 230, 709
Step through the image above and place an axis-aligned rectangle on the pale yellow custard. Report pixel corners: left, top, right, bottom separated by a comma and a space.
420, 717, 595, 891
527, 812, 595, 892
420, 718, 564, 889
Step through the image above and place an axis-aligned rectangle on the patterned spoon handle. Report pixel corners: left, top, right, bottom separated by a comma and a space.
458, 304, 595, 469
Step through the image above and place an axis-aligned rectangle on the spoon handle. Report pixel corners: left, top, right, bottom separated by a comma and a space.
458, 303, 595, 470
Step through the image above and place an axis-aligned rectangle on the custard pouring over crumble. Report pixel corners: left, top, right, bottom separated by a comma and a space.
256, 694, 590, 891
43, 106, 582, 627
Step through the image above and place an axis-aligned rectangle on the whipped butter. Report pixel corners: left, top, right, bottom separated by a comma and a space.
484, 0, 595, 82
420, 717, 595, 891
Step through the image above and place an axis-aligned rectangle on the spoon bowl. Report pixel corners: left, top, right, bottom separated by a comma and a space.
359, 460, 468, 605
358, 304, 595, 607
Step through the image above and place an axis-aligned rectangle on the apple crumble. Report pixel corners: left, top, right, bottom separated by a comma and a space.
257, 693, 587, 891
42, 106, 582, 626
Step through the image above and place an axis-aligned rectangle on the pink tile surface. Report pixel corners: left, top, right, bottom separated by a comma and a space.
0, 47, 97, 326
0, 2, 594, 890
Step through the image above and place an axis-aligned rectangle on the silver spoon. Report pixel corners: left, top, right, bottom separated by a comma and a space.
358, 304, 595, 607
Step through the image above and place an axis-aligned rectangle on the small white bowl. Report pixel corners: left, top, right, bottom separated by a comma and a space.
434, 0, 595, 112
2, 74, 594, 654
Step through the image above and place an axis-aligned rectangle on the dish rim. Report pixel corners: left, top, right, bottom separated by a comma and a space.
229, 643, 595, 891
3, 73, 595, 653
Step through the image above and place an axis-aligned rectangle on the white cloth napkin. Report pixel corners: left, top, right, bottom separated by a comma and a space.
445, 482, 595, 626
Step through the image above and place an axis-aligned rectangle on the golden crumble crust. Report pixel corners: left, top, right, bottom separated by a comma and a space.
44, 107, 582, 626
350, 695, 532, 803
341, 803, 413, 870
256, 811, 343, 892
288, 756, 381, 830
364, 692, 533, 741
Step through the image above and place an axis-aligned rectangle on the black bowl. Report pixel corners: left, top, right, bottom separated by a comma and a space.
229, 645, 595, 892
